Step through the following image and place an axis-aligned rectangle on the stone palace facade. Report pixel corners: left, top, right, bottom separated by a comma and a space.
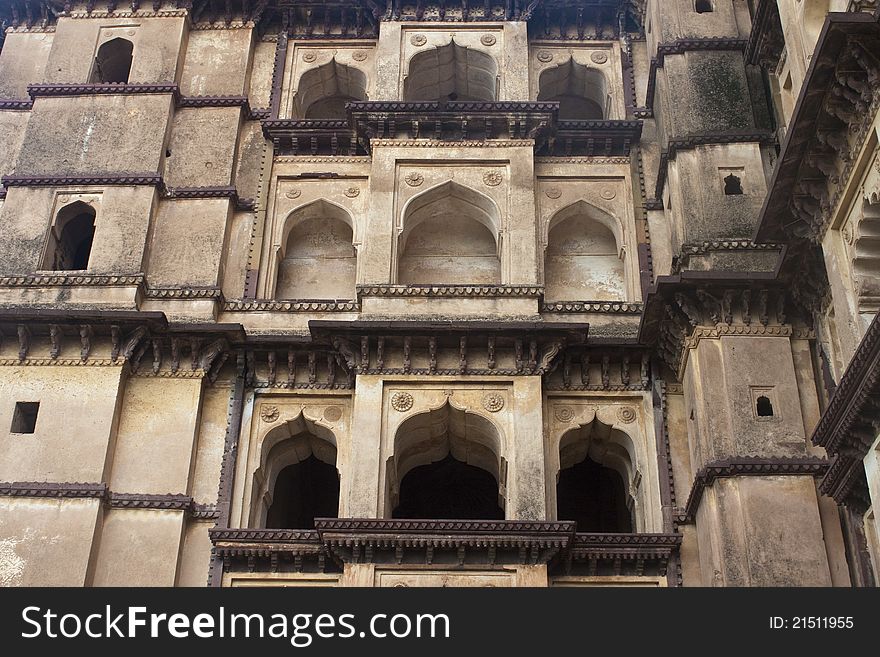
0, 0, 878, 587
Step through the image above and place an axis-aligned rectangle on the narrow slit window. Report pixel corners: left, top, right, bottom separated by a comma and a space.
11, 402, 39, 434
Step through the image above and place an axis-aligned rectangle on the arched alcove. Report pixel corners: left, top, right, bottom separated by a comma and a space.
404, 40, 498, 102
44, 201, 96, 271
294, 60, 368, 119
537, 59, 608, 120
399, 181, 501, 285
90, 38, 134, 84
544, 201, 625, 301
389, 402, 506, 519
276, 200, 357, 300
252, 416, 339, 529
556, 418, 637, 532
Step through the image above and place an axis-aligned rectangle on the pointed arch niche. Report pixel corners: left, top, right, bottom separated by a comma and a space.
537, 59, 609, 120
549, 405, 662, 533
404, 40, 498, 102
249, 414, 340, 529
43, 200, 97, 271
387, 402, 506, 520
544, 200, 627, 301
90, 37, 134, 84
398, 181, 502, 285
274, 200, 357, 300
294, 59, 368, 119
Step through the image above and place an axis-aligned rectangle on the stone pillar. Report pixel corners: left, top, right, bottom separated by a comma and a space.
346, 375, 384, 517
508, 377, 546, 520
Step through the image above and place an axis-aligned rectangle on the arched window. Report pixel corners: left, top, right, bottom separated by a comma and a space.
538, 59, 608, 120
276, 201, 357, 300
724, 174, 744, 195
389, 403, 505, 520
253, 418, 340, 529
556, 418, 637, 533
399, 182, 501, 286
294, 60, 368, 119
544, 201, 625, 301
45, 201, 96, 271
404, 41, 498, 102
90, 38, 134, 84
756, 396, 774, 417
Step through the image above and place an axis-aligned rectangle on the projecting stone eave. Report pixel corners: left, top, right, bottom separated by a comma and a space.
753, 11, 880, 245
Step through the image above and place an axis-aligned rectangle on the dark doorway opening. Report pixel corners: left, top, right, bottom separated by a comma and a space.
265, 455, 339, 529
557, 455, 633, 532
393, 454, 504, 520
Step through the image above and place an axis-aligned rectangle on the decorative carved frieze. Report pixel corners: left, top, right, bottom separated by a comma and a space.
541, 301, 643, 314
145, 287, 223, 300
223, 300, 359, 312
0, 481, 107, 498
27, 82, 178, 97
645, 283, 794, 377
0, 482, 216, 516
0, 273, 145, 287
357, 285, 543, 298
2, 173, 163, 188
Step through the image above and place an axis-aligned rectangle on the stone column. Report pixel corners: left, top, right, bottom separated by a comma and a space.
346, 375, 384, 517
508, 377, 546, 520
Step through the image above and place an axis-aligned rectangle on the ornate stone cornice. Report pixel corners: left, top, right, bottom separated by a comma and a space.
144, 286, 223, 300
211, 519, 678, 575
27, 83, 178, 97
680, 457, 829, 523
273, 156, 370, 164
0, 99, 33, 110
0, 482, 218, 515
177, 95, 250, 110
163, 185, 254, 209
316, 518, 575, 566
1, 173, 163, 188
107, 492, 193, 510
684, 324, 793, 351
0, 481, 107, 498
640, 279, 794, 378
224, 300, 359, 312
755, 13, 880, 243
535, 156, 631, 165
569, 532, 681, 572
0, 273, 145, 287
357, 285, 543, 298
541, 301, 643, 314
369, 139, 534, 148
812, 312, 880, 508
0, 358, 119, 367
